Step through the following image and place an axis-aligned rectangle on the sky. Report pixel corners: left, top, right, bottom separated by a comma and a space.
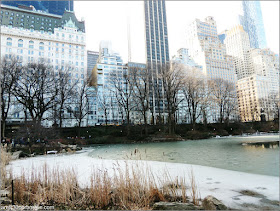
74, 1, 280, 63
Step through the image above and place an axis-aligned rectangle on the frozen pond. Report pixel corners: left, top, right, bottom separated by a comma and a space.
87, 134, 279, 176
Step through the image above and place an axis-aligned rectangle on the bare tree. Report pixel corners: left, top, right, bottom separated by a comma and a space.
182, 68, 206, 130
97, 89, 110, 126
54, 66, 78, 128
110, 68, 135, 136
12, 62, 57, 129
208, 78, 236, 124
268, 92, 280, 120
161, 63, 185, 134
72, 81, 89, 137
0, 56, 21, 138
129, 66, 150, 135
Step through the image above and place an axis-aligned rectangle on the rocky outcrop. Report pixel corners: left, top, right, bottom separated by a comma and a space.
152, 202, 203, 210
202, 195, 227, 210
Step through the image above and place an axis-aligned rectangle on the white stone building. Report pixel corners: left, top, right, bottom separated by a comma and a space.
0, 4, 87, 127
90, 41, 128, 125
186, 17, 238, 123
224, 25, 252, 80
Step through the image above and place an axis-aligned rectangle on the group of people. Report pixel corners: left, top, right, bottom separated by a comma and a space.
1, 137, 48, 147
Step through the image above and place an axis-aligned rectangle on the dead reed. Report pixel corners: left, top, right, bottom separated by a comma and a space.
11, 161, 200, 209
0, 145, 12, 189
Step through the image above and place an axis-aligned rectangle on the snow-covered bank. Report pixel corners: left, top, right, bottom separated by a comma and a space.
9, 152, 279, 209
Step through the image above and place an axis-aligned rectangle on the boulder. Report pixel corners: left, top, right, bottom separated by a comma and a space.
202, 195, 227, 210
152, 202, 203, 210
11, 151, 22, 160
0, 197, 11, 205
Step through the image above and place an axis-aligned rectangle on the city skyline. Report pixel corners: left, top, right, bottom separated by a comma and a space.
74, 1, 279, 63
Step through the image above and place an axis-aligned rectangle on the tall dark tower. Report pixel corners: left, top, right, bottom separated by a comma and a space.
1, 1, 73, 16
144, 0, 169, 123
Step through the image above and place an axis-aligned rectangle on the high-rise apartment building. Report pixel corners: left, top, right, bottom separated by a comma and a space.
224, 25, 252, 80
225, 25, 279, 122
239, 0, 267, 49
91, 41, 127, 125
0, 4, 86, 127
1, 1, 73, 16
144, 0, 170, 122
186, 16, 236, 83
87, 50, 99, 79
144, 0, 169, 69
172, 48, 204, 124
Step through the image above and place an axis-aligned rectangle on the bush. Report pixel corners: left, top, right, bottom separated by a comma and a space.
184, 131, 212, 140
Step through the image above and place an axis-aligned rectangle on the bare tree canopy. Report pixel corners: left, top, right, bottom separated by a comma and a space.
1, 56, 22, 137
12, 62, 58, 127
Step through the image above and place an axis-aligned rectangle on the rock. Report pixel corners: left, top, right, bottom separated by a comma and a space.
61, 149, 66, 153
202, 195, 227, 210
0, 190, 9, 197
68, 144, 77, 150
47, 150, 57, 154
152, 202, 203, 210
11, 151, 22, 160
0, 197, 11, 205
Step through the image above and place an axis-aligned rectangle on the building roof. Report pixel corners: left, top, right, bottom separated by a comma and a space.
0, 4, 85, 33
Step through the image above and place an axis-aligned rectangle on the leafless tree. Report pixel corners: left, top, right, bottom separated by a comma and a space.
12, 62, 57, 129
161, 63, 185, 134
111, 70, 135, 135
181, 68, 206, 130
208, 78, 236, 124
129, 66, 150, 135
72, 80, 89, 137
268, 92, 280, 120
0, 56, 21, 138
97, 89, 110, 126
53, 66, 78, 128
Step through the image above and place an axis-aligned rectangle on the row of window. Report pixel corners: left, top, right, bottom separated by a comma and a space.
6, 38, 85, 51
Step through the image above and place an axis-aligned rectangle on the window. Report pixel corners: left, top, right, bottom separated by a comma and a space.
29, 41, 34, 49
6, 38, 12, 46
39, 42, 44, 50
18, 39, 23, 47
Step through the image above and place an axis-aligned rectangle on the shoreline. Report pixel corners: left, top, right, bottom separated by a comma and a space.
8, 153, 279, 210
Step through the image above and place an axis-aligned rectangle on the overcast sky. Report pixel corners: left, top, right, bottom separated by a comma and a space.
75, 1, 279, 63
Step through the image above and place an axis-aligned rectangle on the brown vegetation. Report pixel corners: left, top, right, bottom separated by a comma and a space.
10, 162, 200, 210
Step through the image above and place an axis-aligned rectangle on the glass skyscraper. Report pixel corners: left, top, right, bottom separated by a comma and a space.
144, 0, 169, 69
144, 0, 170, 122
1, 1, 73, 16
239, 0, 267, 49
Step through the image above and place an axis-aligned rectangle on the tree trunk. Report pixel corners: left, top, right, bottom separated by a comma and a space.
1, 121, 5, 138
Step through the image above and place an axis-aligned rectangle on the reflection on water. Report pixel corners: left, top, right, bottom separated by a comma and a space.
87, 135, 279, 176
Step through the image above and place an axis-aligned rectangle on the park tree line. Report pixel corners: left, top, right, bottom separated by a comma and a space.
102, 62, 278, 136
1, 56, 278, 138
1, 56, 89, 138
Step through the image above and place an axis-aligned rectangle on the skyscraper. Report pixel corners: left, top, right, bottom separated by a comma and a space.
1, 1, 73, 16
239, 0, 267, 49
144, 0, 170, 122
224, 25, 251, 80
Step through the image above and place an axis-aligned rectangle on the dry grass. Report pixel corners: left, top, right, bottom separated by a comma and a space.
189, 168, 201, 205
0, 145, 12, 189
10, 161, 200, 209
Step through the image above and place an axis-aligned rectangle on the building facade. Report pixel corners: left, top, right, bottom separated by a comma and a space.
144, 0, 170, 122
1, 1, 73, 16
87, 50, 99, 79
186, 17, 238, 122
224, 25, 252, 80
1, 4, 87, 127
186, 16, 236, 84
90, 41, 128, 125
239, 0, 267, 49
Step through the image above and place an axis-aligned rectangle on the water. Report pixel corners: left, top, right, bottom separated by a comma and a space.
87, 134, 279, 176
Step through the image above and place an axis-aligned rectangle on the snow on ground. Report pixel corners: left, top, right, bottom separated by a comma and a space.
8, 152, 279, 209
